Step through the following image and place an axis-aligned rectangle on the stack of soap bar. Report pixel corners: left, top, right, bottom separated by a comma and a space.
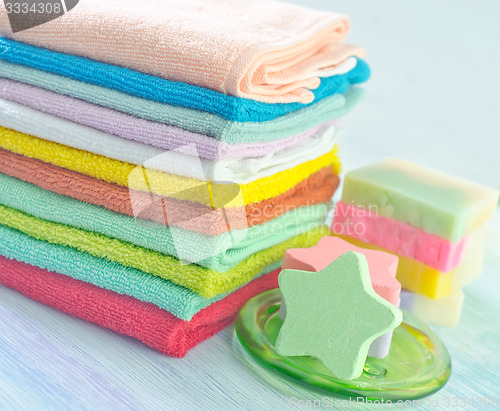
332, 158, 499, 326
280, 236, 401, 358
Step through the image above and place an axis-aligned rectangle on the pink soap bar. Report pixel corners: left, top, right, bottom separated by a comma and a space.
332, 202, 467, 272
283, 236, 401, 306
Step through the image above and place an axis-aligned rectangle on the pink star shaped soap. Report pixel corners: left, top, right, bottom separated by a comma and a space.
280, 236, 401, 358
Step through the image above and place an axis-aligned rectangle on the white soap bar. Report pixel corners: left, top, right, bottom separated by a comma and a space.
400, 289, 464, 327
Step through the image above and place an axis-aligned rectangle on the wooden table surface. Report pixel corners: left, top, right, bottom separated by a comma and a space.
1, 0, 499, 409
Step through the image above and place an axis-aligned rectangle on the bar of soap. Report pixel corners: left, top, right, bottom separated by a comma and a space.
341, 158, 499, 242
400, 289, 464, 327
281, 236, 401, 358
337, 235, 484, 299
333, 202, 487, 272
276, 252, 402, 380
282, 236, 400, 305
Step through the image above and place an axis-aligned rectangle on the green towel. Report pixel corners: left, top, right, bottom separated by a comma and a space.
0, 172, 328, 271
0, 204, 329, 298
0, 222, 284, 320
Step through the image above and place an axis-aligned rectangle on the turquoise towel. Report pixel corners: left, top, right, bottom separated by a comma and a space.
0, 37, 370, 122
0, 223, 280, 320
0, 172, 327, 271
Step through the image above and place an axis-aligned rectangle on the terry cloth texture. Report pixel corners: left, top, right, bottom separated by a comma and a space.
0, 76, 348, 150
0, 38, 370, 121
0, 223, 282, 321
0, 127, 340, 206
0, 149, 339, 236
0, 61, 366, 147
0, 255, 281, 356
0, 221, 328, 303
0, 97, 338, 183
0, 0, 364, 103
0, 172, 328, 269
0, 202, 322, 289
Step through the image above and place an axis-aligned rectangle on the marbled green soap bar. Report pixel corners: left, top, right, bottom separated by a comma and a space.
342, 158, 499, 242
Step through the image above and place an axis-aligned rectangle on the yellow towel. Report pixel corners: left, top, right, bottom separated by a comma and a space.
0, 126, 340, 207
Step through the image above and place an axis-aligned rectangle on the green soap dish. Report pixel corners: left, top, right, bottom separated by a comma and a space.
234, 289, 451, 401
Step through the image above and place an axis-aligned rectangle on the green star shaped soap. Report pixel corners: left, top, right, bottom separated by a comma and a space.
275, 251, 403, 380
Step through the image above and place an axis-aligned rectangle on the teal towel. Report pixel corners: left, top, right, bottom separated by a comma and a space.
0, 59, 365, 144
0, 223, 280, 320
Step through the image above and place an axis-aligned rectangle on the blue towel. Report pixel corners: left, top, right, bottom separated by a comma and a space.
0, 37, 370, 122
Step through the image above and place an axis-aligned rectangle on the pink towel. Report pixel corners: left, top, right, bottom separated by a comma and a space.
0, 255, 280, 357
0, 0, 364, 103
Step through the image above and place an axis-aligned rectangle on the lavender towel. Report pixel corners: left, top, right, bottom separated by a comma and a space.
0, 78, 333, 159
0, 60, 365, 158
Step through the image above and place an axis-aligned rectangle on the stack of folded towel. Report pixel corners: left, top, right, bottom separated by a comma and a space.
0, 0, 369, 356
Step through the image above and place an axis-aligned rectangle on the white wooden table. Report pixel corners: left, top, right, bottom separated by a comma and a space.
1, 0, 499, 409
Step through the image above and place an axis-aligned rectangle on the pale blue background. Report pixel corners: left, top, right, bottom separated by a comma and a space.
294, 0, 500, 189
1, 0, 499, 409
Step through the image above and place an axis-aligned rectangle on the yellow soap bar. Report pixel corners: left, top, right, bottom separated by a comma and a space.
336, 235, 484, 300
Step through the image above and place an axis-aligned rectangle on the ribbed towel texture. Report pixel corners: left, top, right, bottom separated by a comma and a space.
0, 38, 370, 121
0, 149, 338, 236
0, 256, 280, 357
0, 76, 359, 147
0, 203, 319, 287
0, 222, 276, 320
0, 172, 328, 270
0, 126, 340, 206
0, 203, 325, 298
0, 60, 365, 148
0, 0, 365, 103
0, 221, 328, 305
0, 97, 338, 183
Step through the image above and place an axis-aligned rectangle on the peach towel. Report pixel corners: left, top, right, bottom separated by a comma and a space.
0, 0, 364, 103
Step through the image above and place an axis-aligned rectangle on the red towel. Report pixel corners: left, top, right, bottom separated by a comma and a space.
0, 256, 279, 357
